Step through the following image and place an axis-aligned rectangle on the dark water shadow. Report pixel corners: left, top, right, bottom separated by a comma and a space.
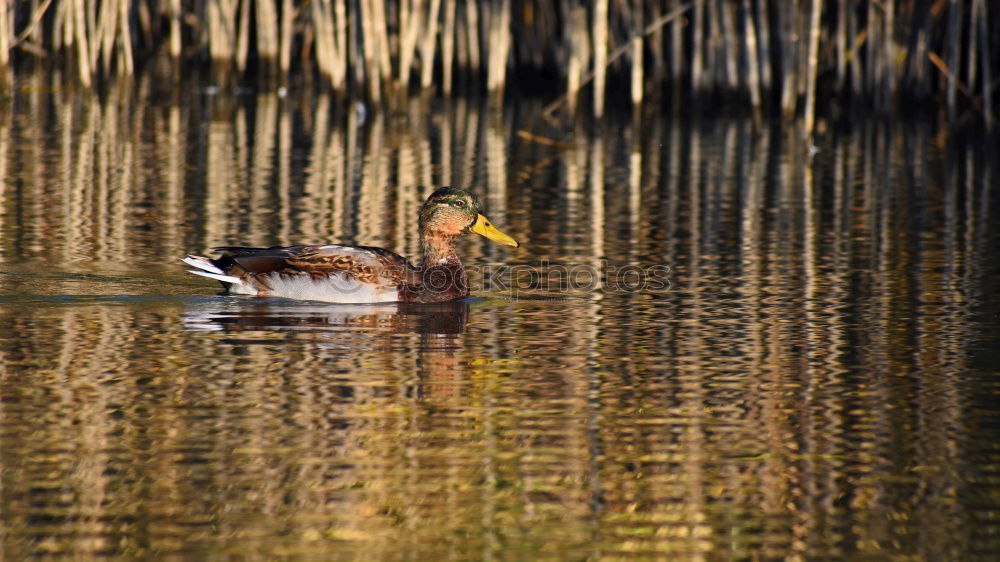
181, 297, 470, 335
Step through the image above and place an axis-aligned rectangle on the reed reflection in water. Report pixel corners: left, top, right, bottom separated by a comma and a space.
0, 84, 998, 559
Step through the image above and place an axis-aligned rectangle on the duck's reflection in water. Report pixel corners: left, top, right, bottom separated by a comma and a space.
180, 296, 472, 406
182, 297, 470, 335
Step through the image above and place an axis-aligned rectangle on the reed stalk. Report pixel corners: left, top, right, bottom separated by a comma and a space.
465, 0, 481, 72
256, 0, 279, 70
692, 0, 704, 91
136, 0, 151, 42
794, 2, 808, 101
847, 0, 862, 96
371, 0, 392, 88
864, 1, 874, 95
206, 0, 237, 79
333, 0, 348, 89
118, 0, 134, 75
86, 0, 96, 68
907, 1, 931, 98
359, 0, 381, 100
236, 0, 251, 74
54, 0, 65, 53
720, 0, 737, 90
455, 2, 468, 72
280, 0, 293, 76
882, 0, 896, 108
398, 0, 420, 89
669, 0, 683, 85
966, 0, 977, 91
566, 5, 588, 114
11, 0, 52, 56
592, 0, 609, 116
169, 0, 181, 59
835, 0, 846, 91
28, 0, 45, 46
779, 2, 796, 117
975, 0, 993, 128
312, 0, 335, 86
946, 0, 962, 121
0, 1, 9, 70
442, 0, 456, 94
486, 0, 511, 99
742, 0, 762, 118
96, 0, 114, 75
348, 0, 364, 92
420, 0, 442, 90
72, 0, 92, 87
630, 1, 643, 108
707, 0, 719, 87
755, 0, 771, 92
314, 0, 347, 91
803, 0, 823, 137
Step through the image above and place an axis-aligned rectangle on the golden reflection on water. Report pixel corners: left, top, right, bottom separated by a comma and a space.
0, 83, 998, 559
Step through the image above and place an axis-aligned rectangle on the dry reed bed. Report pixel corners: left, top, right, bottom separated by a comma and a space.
0, 1, 996, 131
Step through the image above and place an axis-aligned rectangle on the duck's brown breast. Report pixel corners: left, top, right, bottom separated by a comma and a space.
398, 262, 469, 303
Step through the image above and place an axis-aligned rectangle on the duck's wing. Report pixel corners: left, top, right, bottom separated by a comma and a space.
214, 244, 422, 286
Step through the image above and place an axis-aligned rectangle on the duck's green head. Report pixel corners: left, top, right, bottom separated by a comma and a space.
419, 187, 519, 248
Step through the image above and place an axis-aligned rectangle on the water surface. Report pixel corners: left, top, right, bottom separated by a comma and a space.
1, 86, 999, 559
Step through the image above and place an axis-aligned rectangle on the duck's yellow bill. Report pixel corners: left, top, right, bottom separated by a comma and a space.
470, 214, 519, 248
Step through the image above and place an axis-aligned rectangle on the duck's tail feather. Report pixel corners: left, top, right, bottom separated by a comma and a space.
187, 269, 243, 284
182, 255, 224, 274
183, 256, 243, 285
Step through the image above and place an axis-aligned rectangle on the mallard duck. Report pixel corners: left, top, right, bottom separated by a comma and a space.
182, 187, 519, 303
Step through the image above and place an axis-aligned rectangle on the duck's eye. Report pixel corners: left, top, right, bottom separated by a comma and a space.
453, 200, 466, 208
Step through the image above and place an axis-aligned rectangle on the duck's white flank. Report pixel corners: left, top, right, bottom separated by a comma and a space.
182, 255, 399, 304
233, 271, 399, 303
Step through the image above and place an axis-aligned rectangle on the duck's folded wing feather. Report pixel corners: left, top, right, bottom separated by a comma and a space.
214, 244, 421, 286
